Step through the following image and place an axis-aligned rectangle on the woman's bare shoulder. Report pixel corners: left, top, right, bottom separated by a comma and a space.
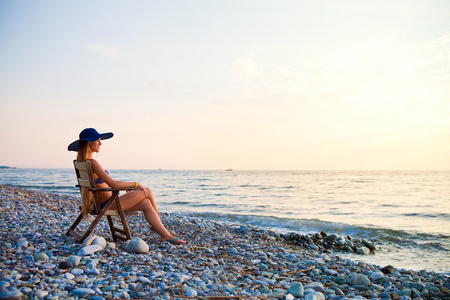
87, 159, 103, 171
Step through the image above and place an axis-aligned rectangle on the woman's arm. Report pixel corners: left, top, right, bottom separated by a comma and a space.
89, 159, 142, 190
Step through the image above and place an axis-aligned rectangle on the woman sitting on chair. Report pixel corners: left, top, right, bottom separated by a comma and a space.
68, 128, 185, 245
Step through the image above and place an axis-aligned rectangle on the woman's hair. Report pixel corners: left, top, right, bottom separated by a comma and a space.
77, 140, 93, 219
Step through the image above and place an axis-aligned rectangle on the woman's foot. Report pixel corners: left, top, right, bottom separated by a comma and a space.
161, 236, 186, 244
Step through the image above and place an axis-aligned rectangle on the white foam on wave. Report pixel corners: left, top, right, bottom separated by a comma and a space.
173, 210, 450, 274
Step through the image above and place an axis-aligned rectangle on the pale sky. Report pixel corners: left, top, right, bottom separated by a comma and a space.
1, 0, 449, 170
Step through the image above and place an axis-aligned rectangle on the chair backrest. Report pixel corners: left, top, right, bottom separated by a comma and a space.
73, 160, 100, 212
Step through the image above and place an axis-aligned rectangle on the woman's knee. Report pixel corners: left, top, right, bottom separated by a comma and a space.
139, 198, 155, 211
144, 188, 153, 199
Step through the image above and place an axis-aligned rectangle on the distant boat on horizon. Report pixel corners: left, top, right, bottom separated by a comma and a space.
225, 168, 233, 171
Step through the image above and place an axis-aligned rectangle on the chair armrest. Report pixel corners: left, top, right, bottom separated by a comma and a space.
89, 187, 139, 192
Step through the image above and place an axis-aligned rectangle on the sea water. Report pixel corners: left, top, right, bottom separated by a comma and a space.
1, 168, 449, 274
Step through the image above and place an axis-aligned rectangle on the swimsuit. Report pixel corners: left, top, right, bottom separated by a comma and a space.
96, 170, 110, 208
99, 200, 109, 209
94, 170, 109, 184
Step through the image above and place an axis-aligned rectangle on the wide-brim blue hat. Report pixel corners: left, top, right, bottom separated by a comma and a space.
68, 128, 113, 151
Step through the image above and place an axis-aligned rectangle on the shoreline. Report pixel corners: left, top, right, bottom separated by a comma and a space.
0, 185, 448, 299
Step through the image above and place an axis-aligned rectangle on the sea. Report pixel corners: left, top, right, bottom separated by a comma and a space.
1, 168, 449, 275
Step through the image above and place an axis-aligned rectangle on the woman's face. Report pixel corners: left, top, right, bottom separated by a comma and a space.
89, 139, 102, 153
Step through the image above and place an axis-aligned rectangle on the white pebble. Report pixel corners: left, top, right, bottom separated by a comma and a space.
186, 289, 198, 297
285, 294, 295, 300
82, 235, 98, 247
92, 236, 107, 249
77, 244, 103, 256
138, 276, 152, 284
36, 290, 49, 298
71, 268, 84, 275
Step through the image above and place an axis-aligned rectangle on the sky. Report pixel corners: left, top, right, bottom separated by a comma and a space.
1, 0, 449, 170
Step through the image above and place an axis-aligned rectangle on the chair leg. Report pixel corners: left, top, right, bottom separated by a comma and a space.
106, 215, 118, 242
66, 213, 83, 237
66, 213, 86, 242
115, 196, 132, 240
106, 213, 131, 241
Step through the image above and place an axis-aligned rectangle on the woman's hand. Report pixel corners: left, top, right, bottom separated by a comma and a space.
127, 182, 144, 193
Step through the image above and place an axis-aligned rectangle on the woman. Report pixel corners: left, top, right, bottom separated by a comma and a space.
68, 128, 185, 244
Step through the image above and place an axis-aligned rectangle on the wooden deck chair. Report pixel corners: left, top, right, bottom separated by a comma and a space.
66, 160, 138, 243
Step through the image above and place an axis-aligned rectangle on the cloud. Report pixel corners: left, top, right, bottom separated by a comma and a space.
83, 44, 120, 59
231, 34, 450, 124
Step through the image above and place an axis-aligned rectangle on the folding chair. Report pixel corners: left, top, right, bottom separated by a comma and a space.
66, 160, 138, 243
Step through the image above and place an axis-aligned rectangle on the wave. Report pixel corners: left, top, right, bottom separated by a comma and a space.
173, 211, 449, 251
402, 212, 450, 219
166, 201, 192, 205
4, 184, 78, 194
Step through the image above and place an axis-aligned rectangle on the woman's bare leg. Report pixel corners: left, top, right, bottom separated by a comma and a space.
110, 190, 179, 241
143, 188, 158, 214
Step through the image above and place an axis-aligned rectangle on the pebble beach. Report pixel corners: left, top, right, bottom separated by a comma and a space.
0, 185, 449, 300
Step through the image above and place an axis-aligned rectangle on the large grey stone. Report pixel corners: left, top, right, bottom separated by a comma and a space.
92, 236, 107, 249
125, 237, 149, 254
82, 235, 98, 247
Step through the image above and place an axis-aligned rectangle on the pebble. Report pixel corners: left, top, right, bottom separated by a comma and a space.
77, 244, 103, 256
285, 294, 295, 300
16, 239, 28, 248
66, 255, 81, 266
138, 276, 151, 284
59, 261, 73, 269
371, 270, 385, 281
40, 263, 56, 269
0, 287, 22, 300
304, 282, 325, 293
287, 282, 304, 297
382, 265, 396, 274
305, 291, 325, 300
0, 282, 9, 289
85, 268, 100, 275
71, 288, 96, 297
34, 252, 49, 261
349, 274, 371, 286
71, 268, 84, 275
185, 289, 198, 297
35, 290, 49, 298
0, 185, 448, 300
